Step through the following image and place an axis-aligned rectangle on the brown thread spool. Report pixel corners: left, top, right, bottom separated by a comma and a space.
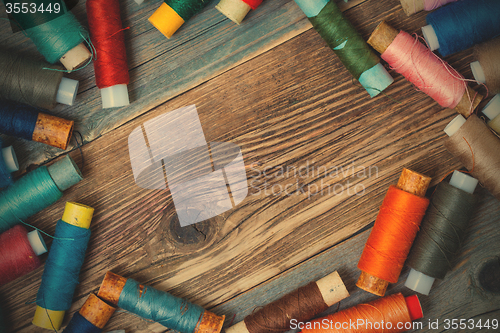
356, 168, 431, 296
444, 114, 500, 201
226, 271, 349, 333
97, 272, 224, 333
471, 37, 500, 95
368, 21, 483, 117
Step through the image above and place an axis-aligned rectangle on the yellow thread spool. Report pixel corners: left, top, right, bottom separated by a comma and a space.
149, 3, 185, 39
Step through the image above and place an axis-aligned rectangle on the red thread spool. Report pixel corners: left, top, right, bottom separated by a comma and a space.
87, 0, 130, 109
242, 0, 262, 10
357, 168, 431, 296
0, 225, 47, 286
301, 293, 423, 333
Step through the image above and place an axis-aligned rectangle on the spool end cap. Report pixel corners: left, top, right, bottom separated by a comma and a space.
470, 61, 486, 84
359, 63, 394, 98
450, 170, 478, 194
27, 230, 47, 256
149, 3, 185, 39
32, 306, 65, 330
47, 155, 83, 191
2, 146, 19, 173
101, 84, 130, 109
56, 77, 79, 106
444, 115, 466, 137
134, 0, 144, 4
60, 43, 91, 72
62, 202, 94, 229
216, 0, 252, 25
405, 294, 424, 321
405, 268, 435, 296
483, 94, 500, 121
421, 25, 439, 51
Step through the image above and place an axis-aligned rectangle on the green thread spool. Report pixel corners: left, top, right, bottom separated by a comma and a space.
0, 155, 83, 233
405, 171, 478, 295
149, 0, 211, 38
3, 0, 91, 70
294, 0, 393, 97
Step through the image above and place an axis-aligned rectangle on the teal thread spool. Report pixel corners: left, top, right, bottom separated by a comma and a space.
33, 202, 94, 330
0, 155, 83, 233
3, 0, 91, 70
293, 0, 393, 97
97, 272, 225, 333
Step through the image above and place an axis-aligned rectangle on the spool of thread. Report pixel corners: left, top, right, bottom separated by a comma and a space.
0, 225, 47, 286
444, 114, 500, 201
0, 101, 74, 150
0, 139, 18, 189
471, 37, 500, 95
400, 0, 458, 16
0, 49, 79, 109
422, 0, 500, 57
293, 0, 394, 97
481, 94, 500, 135
357, 168, 431, 296
226, 271, 349, 333
33, 202, 94, 330
87, 0, 130, 108
149, 0, 210, 39
301, 293, 423, 333
63, 294, 116, 333
215, 0, 262, 25
0, 155, 83, 233
368, 21, 482, 117
405, 171, 478, 295
97, 271, 225, 333
5, 0, 91, 71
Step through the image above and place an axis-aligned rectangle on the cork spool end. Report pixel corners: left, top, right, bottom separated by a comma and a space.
396, 168, 431, 197
97, 271, 128, 306
368, 21, 399, 54
356, 270, 389, 296
195, 311, 225, 333
454, 86, 483, 118
79, 294, 116, 329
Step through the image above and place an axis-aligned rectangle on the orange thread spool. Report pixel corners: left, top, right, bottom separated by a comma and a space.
357, 168, 431, 296
301, 293, 423, 333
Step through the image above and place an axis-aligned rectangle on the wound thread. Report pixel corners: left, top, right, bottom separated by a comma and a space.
0, 49, 64, 110
474, 37, 500, 94
407, 181, 477, 280
0, 225, 42, 286
426, 0, 500, 57
244, 282, 328, 333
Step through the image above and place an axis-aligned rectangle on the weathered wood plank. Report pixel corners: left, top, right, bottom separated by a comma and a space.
1, 0, 497, 332
0, 0, 367, 171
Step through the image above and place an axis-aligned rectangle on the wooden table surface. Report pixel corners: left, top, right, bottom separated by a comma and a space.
1, 0, 499, 332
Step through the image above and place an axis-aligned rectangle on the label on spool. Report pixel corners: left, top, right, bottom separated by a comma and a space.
5, 0, 67, 31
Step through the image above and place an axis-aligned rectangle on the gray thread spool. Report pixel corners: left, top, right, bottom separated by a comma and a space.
0, 49, 78, 109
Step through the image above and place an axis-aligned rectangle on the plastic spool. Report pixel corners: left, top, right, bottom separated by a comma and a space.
421, 25, 440, 51
2, 146, 19, 173
56, 77, 79, 106
444, 114, 466, 137
470, 61, 486, 84
405, 171, 478, 295
216, 0, 252, 25
134, 0, 144, 4
482, 94, 500, 133
27, 230, 48, 256
60, 43, 92, 72
100, 84, 130, 109
149, 3, 185, 39
47, 155, 83, 192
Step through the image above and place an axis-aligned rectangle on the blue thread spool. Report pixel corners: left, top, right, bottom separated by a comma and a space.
63, 294, 116, 333
423, 0, 500, 57
0, 101, 75, 150
0, 139, 18, 188
0, 155, 83, 233
33, 202, 94, 330
97, 272, 225, 333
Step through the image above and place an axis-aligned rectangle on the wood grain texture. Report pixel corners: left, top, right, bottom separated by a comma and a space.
0, 0, 366, 171
0, 0, 498, 332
